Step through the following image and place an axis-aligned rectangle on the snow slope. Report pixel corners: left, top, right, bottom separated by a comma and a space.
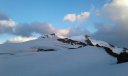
0, 35, 128, 76
0, 36, 80, 53
0, 46, 116, 76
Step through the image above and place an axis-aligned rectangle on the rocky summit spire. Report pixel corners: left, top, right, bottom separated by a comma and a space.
39, 33, 58, 39
85, 35, 93, 46
85, 35, 90, 40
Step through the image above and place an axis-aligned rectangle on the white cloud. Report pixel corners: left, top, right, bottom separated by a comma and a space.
102, 0, 128, 26
7, 36, 36, 43
77, 12, 90, 21
0, 12, 16, 34
64, 14, 77, 22
0, 19, 16, 34
0, 12, 16, 27
64, 12, 90, 22
56, 29, 70, 37
0, 19, 16, 27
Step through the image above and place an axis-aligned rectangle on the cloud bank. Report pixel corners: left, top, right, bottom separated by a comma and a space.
13, 22, 70, 37
102, 0, 128, 25
13, 22, 55, 37
0, 11, 70, 38
94, 0, 128, 47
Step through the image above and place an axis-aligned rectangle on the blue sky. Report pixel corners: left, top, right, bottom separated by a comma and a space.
0, 0, 109, 25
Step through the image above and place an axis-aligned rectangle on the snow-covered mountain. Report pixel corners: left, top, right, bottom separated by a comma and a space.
0, 34, 85, 53
0, 34, 128, 76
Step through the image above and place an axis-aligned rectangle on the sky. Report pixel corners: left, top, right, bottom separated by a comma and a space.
0, 0, 108, 26
0, 0, 128, 47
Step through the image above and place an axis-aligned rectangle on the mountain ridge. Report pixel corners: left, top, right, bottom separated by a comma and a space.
1, 33, 128, 76
0, 33, 128, 64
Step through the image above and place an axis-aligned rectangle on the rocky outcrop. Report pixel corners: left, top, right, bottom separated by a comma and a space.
103, 46, 118, 57
94, 43, 119, 58
94, 44, 128, 64
85, 35, 94, 46
117, 48, 128, 64
57, 38, 87, 46
37, 48, 56, 52
85, 39, 94, 46
0, 53, 14, 55
96, 44, 100, 47
40, 33, 57, 39
117, 52, 128, 64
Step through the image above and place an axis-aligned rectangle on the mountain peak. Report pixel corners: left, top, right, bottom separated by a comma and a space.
39, 33, 59, 39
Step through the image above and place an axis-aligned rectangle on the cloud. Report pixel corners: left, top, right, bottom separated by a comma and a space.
93, 24, 128, 47
13, 21, 90, 38
7, 36, 36, 43
55, 29, 70, 38
0, 19, 15, 27
13, 22, 70, 37
94, 0, 128, 47
0, 12, 16, 34
64, 12, 90, 22
69, 27, 90, 36
13, 22, 54, 36
101, 0, 128, 25
0, 11, 90, 38
64, 14, 77, 22
0, 11, 90, 43
63, 11, 90, 36
0, 12, 70, 38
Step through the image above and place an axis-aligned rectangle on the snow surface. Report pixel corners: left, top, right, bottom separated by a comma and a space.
91, 39, 110, 47
0, 46, 116, 76
0, 36, 128, 76
0, 37, 80, 53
